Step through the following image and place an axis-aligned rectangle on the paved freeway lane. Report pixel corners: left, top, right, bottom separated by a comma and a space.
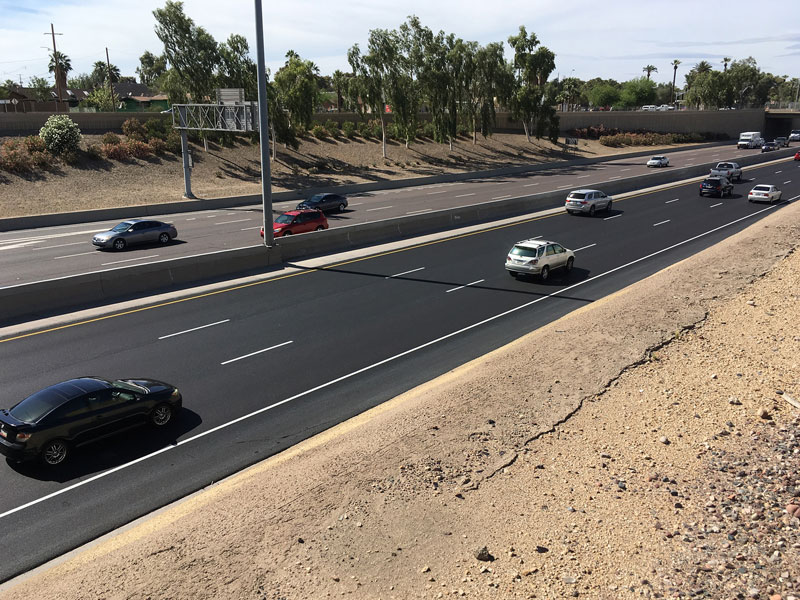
0, 159, 797, 581
1, 143, 793, 288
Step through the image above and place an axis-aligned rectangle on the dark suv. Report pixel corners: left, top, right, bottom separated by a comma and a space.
296, 193, 348, 213
0, 377, 182, 466
699, 176, 733, 198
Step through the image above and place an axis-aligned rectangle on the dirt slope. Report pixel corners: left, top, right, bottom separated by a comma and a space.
3, 197, 799, 599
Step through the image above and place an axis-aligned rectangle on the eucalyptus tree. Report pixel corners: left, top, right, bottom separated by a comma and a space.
153, 0, 220, 103
136, 51, 168, 87
347, 36, 390, 158
217, 34, 257, 100
463, 41, 510, 143
506, 25, 558, 143
273, 51, 322, 131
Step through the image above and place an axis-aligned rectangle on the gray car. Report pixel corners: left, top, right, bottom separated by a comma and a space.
565, 189, 613, 216
92, 219, 178, 251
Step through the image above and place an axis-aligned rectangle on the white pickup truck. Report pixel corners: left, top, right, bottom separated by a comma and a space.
709, 162, 743, 182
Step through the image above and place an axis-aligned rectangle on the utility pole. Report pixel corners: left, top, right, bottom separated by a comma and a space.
45, 23, 63, 111
106, 47, 116, 112
254, 0, 274, 247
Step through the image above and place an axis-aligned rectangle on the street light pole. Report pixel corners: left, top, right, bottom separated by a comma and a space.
254, 0, 274, 247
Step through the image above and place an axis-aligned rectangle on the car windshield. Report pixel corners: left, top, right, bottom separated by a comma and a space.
308, 194, 326, 202
568, 192, 586, 200
275, 214, 294, 224
510, 246, 539, 258
112, 380, 147, 393
752, 186, 771, 192
112, 222, 133, 232
9, 389, 65, 423
651, 157, 663, 161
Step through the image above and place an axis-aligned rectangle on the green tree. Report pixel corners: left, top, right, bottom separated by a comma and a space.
91, 60, 120, 87
48, 51, 72, 80
587, 83, 619, 108
684, 70, 726, 109
721, 57, 732, 73
84, 87, 115, 111
153, 0, 220, 103
136, 50, 168, 87
507, 25, 558, 143
464, 41, 511, 142
347, 39, 390, 157
642, 65, 658, 80
28, 76, 52, 102
619, 76, 657, 108
331, 69, 351, 112
217, 34, 257, 100
727, 57, 763, 107
273, 51, 321, 132
68, 73, 94, 90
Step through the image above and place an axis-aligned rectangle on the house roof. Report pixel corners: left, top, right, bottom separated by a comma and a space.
112, 82, 154, 98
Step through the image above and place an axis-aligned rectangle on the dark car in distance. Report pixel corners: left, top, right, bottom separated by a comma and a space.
761, 142, 778, 153
0, 377, 182, 466
92, 219, 178, 251
296, 193, 348, 213
699, 176, 733, 198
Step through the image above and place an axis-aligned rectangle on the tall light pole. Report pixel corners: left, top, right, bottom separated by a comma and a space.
254, 0, 274, 247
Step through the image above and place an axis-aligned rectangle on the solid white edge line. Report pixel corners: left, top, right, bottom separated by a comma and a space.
53, 252, 95, 260
573, 243, 597, 252
406, 209, 432, 215
158, 319, 231, 340
385, 267, 425, 279
492, 195, 512, 200
445, 279, 485, 293
0, 199, 792, 522
220, 340, 293, 365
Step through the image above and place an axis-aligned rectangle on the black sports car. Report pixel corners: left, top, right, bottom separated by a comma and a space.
0, 377, 182, 466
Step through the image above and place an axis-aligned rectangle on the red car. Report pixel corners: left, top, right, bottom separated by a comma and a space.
794, 151, 800, 161
260, 209, 328, 238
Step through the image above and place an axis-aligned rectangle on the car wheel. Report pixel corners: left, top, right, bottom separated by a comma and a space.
158, 232, 171, 245
748, 197, 753, 203
565, 257, 574, 272
282, 230, 292, 236
540, 265, 550, 281
338, 203, 346, 212
41, 439, 69, 466
315, 226, 324, 231
113, 238, 126, 251
589, 205, 596, 217
150, 403, 173, 427
605, 200, 612, 213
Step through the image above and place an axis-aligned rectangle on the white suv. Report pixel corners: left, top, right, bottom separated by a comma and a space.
505, 239, 575, 281
565, 189, 613, 216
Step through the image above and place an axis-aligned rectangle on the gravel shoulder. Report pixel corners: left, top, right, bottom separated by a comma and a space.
3, 197, 799, 598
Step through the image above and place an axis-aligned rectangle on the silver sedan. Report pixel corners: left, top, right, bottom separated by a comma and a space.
92, 219, 178, 251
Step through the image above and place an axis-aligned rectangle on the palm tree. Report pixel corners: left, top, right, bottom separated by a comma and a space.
721, 57, 732, 73
48, 51, 71, 78
671, 59, 681, 106
695, 60, 712, 74
643, 65, 658, 79
91, 60, 120, 86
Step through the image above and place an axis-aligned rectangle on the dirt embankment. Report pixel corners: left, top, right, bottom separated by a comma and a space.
0, 132, 690, 219
3, 191, 799, 598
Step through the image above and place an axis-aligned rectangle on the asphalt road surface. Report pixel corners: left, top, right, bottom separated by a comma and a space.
0, 158, 798, 581
0, 144, 794, 288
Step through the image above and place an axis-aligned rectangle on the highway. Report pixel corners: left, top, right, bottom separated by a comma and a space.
0, 157, 798, 582
0, 143, 794, 287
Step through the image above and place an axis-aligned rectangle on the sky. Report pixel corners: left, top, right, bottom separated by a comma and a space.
1, 0, 799, 89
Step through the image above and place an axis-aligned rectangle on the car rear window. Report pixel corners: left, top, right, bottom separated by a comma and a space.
752, 185, 770, 192
568, 192, 586, 200
10, 389, 67, 423
510, 246, 539, 258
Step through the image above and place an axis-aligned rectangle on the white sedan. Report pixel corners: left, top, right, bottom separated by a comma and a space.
747, 184, 782, 203
647, 155, 669, 167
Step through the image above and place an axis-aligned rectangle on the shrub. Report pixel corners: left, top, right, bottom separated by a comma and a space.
324, 120, 339, 137
342, 121, 356, 139
122, 118, 147, 142
39, 115, 82, 155
126, 139, 152, 159
29, 150, 54, 170
102, 142, 130, 160
24, 135, 46, 153
165, 130, 182, 154
85, 143, 103, 160
357, 121, 371, 138
0, 139, 32, 173
419, 122, 435, 139
148, 138, 167, 155
61, 150, 80, 166
102, 132, 121, 145
311, 124, 328, 139
144, 118, 170, 141
368, 120, 382, 139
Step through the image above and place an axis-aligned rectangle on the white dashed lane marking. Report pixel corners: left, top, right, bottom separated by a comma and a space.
709, 203, 723, 208
653, 220, 670, 227
159, 319, 230, 340
221, 341, 293, 366
445, 279, 484, 293
665, 199, 679, 204
386, 267, 425, 279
